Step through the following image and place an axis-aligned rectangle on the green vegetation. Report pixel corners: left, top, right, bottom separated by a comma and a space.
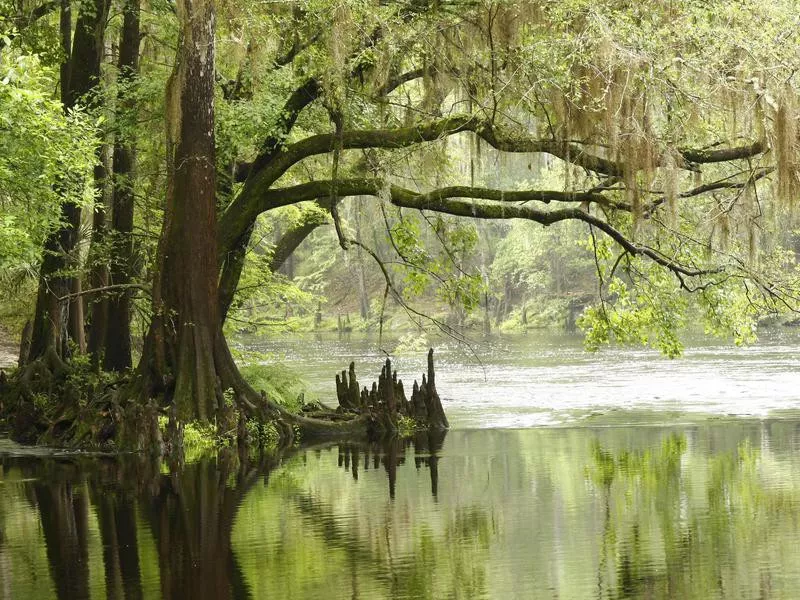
0, 0, 799, 450
239, 363, 309, 412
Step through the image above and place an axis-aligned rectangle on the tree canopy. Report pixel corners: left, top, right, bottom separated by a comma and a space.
1, 0, 800, 445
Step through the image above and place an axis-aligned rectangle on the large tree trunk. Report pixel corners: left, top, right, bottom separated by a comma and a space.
104, 0, 142, 372
143, 452, 255, 600
34, 480, 91, 600
29, 0, 110, 362
139, 0, 221, 422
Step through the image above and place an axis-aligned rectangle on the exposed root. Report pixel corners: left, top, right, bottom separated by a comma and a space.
216, 338, 449, 441
1, 339, 450, 453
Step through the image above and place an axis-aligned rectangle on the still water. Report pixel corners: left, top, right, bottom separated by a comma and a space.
2, 332, 800, 599
246, 330, 800, 427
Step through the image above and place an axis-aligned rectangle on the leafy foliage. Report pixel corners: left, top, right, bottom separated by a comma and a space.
0, 52, 95, 278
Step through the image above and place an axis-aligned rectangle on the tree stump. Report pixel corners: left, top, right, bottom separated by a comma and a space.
332, 348, 448, 433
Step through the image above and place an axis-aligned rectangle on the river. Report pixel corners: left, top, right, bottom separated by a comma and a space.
245, 329, 800, 427
1, 331, 800, 599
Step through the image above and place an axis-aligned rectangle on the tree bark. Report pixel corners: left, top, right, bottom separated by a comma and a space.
138, 0, 220, 422
104, 0, 141, 372
29, 0, 111, 361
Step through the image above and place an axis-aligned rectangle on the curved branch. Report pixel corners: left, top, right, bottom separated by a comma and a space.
218, 178, 615, 254
224, 113, 768, 241
376, 67, 427, 96
221, 177, 721, 280
386, 191, 717, 278
273, 32, 320, 68
247, 77, 322, 177
269, 211, 329, 272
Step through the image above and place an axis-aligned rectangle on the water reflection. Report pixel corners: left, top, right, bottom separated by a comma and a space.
3, 425, 800, 598
589, 427, 800, 599
333, 430, 445, 498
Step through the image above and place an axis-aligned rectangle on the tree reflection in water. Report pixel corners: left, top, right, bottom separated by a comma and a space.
8, 425, 800, 599
586, 428, 800, 599
335, 430, 445, 498
0, 432, 449, 599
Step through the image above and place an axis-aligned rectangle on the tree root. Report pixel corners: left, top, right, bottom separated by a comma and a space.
215, 338, 448, 442
0, 339, 450, 453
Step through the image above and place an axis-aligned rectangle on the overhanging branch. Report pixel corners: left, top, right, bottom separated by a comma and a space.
218, 178, 618, 254
220, 176, 723, 281
224, 113, 767, 236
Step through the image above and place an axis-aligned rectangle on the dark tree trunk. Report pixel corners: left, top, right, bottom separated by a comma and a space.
29, 0, 110, 361
132, 0, 348, 435
87, 146, 113, 366
138, 0, 220, 422
35, 481, 91, 600
104, 0, 141, 372
218, 226, 253, 325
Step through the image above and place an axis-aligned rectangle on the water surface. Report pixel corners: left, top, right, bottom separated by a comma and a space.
3, 425, 800, 599
2, 332, 800, 599
244, 329, 800, 427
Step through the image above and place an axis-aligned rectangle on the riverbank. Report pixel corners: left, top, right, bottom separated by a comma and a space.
0, 328, 16, 369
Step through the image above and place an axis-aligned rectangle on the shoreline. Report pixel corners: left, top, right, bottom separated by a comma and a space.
0, 331, 16, 369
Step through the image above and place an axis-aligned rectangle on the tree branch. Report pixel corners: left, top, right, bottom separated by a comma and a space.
646, 167, 774, 215
219, 178, 616, 254
376, 67, 427, 97
56, 282, 150, 301
1, 1, 59, 48
269, 211, 329, 272
679, 141, 765, 165
228, 114, 768, 223
220, 177, 722, 281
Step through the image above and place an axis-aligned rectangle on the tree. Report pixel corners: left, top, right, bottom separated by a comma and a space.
102, 0, 141, 372
214, 0, 799, 356
137, 0, 221, 422
3, 0, 800, 447
27, 0, 111, 362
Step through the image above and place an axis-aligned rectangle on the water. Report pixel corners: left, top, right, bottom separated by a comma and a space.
3, 331, 800, 599
243, 329, 800, 427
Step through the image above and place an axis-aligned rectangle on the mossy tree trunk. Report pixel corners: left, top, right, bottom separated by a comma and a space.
137, 0, 221, 422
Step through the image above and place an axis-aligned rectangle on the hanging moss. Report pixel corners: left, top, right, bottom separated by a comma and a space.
662, 150, 679, 228
773, 91, 800, 209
